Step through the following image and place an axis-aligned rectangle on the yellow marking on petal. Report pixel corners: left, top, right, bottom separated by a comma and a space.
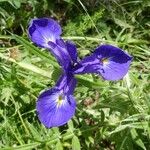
101, 58, 109, 65
56, 95, 63, 107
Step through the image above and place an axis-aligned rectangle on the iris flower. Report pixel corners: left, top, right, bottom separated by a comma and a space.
28, 18, 132, 128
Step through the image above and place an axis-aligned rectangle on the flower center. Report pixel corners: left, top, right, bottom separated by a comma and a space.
101, 58, 109, 65
56, 95, 64, 107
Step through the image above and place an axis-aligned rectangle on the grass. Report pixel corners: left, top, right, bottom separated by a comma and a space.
0, 0, 150, 149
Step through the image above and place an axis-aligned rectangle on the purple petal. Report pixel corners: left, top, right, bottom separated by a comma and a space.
55, 74, 67, 90
28, 18, 61, 48
56, 39, 66, 48
56, 74, 77, 95
66, 41, 78, 63
36, 88, 76, 128
94, 45, 132, 64
95, 45, 133, 80
73, 54, 100, 74
47, 41, 71, 69
28, 18, 73, 70
98, 60, 132, 80
74, 44, 132, 81
65, 75, 77, 95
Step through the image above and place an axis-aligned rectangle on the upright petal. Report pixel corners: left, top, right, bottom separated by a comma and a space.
28, 18, 61, 48
47, 41, 71, 70
74, 44, 133, 81
36, 88, 76, 128
66, 41, 78, 63
56, 73, 77, 95
28, 18, 72, 70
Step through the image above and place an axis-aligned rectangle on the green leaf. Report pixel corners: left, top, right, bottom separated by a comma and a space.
68, 120, 74, 132
1, 87, 13, 104
0, 0, 20, 9
56, 140, 63, 150
25, 121, 42, 141
1, 142, 40, 150
114, 18, 134, 29
109, 122, 149, 135
130, 128, 146, 150
12, 0, 21, 8
72, 136, 81, 150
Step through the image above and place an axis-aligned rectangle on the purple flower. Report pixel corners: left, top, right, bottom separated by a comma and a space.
28, 18, 132, 128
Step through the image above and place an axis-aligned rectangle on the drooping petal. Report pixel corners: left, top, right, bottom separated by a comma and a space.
36, 73, 77, 128
73, 44, 133, 81
94, 45, 132, 64
98, 60, 132, 80
36, 88, 76, 128
28, 18, 61, 48
66, 41, 78, 63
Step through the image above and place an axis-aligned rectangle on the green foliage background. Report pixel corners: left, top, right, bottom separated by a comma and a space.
0, 0, 150, 149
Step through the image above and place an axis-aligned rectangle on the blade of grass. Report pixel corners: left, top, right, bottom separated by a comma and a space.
12, 34, 59, 68
0, 53, 52, 78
